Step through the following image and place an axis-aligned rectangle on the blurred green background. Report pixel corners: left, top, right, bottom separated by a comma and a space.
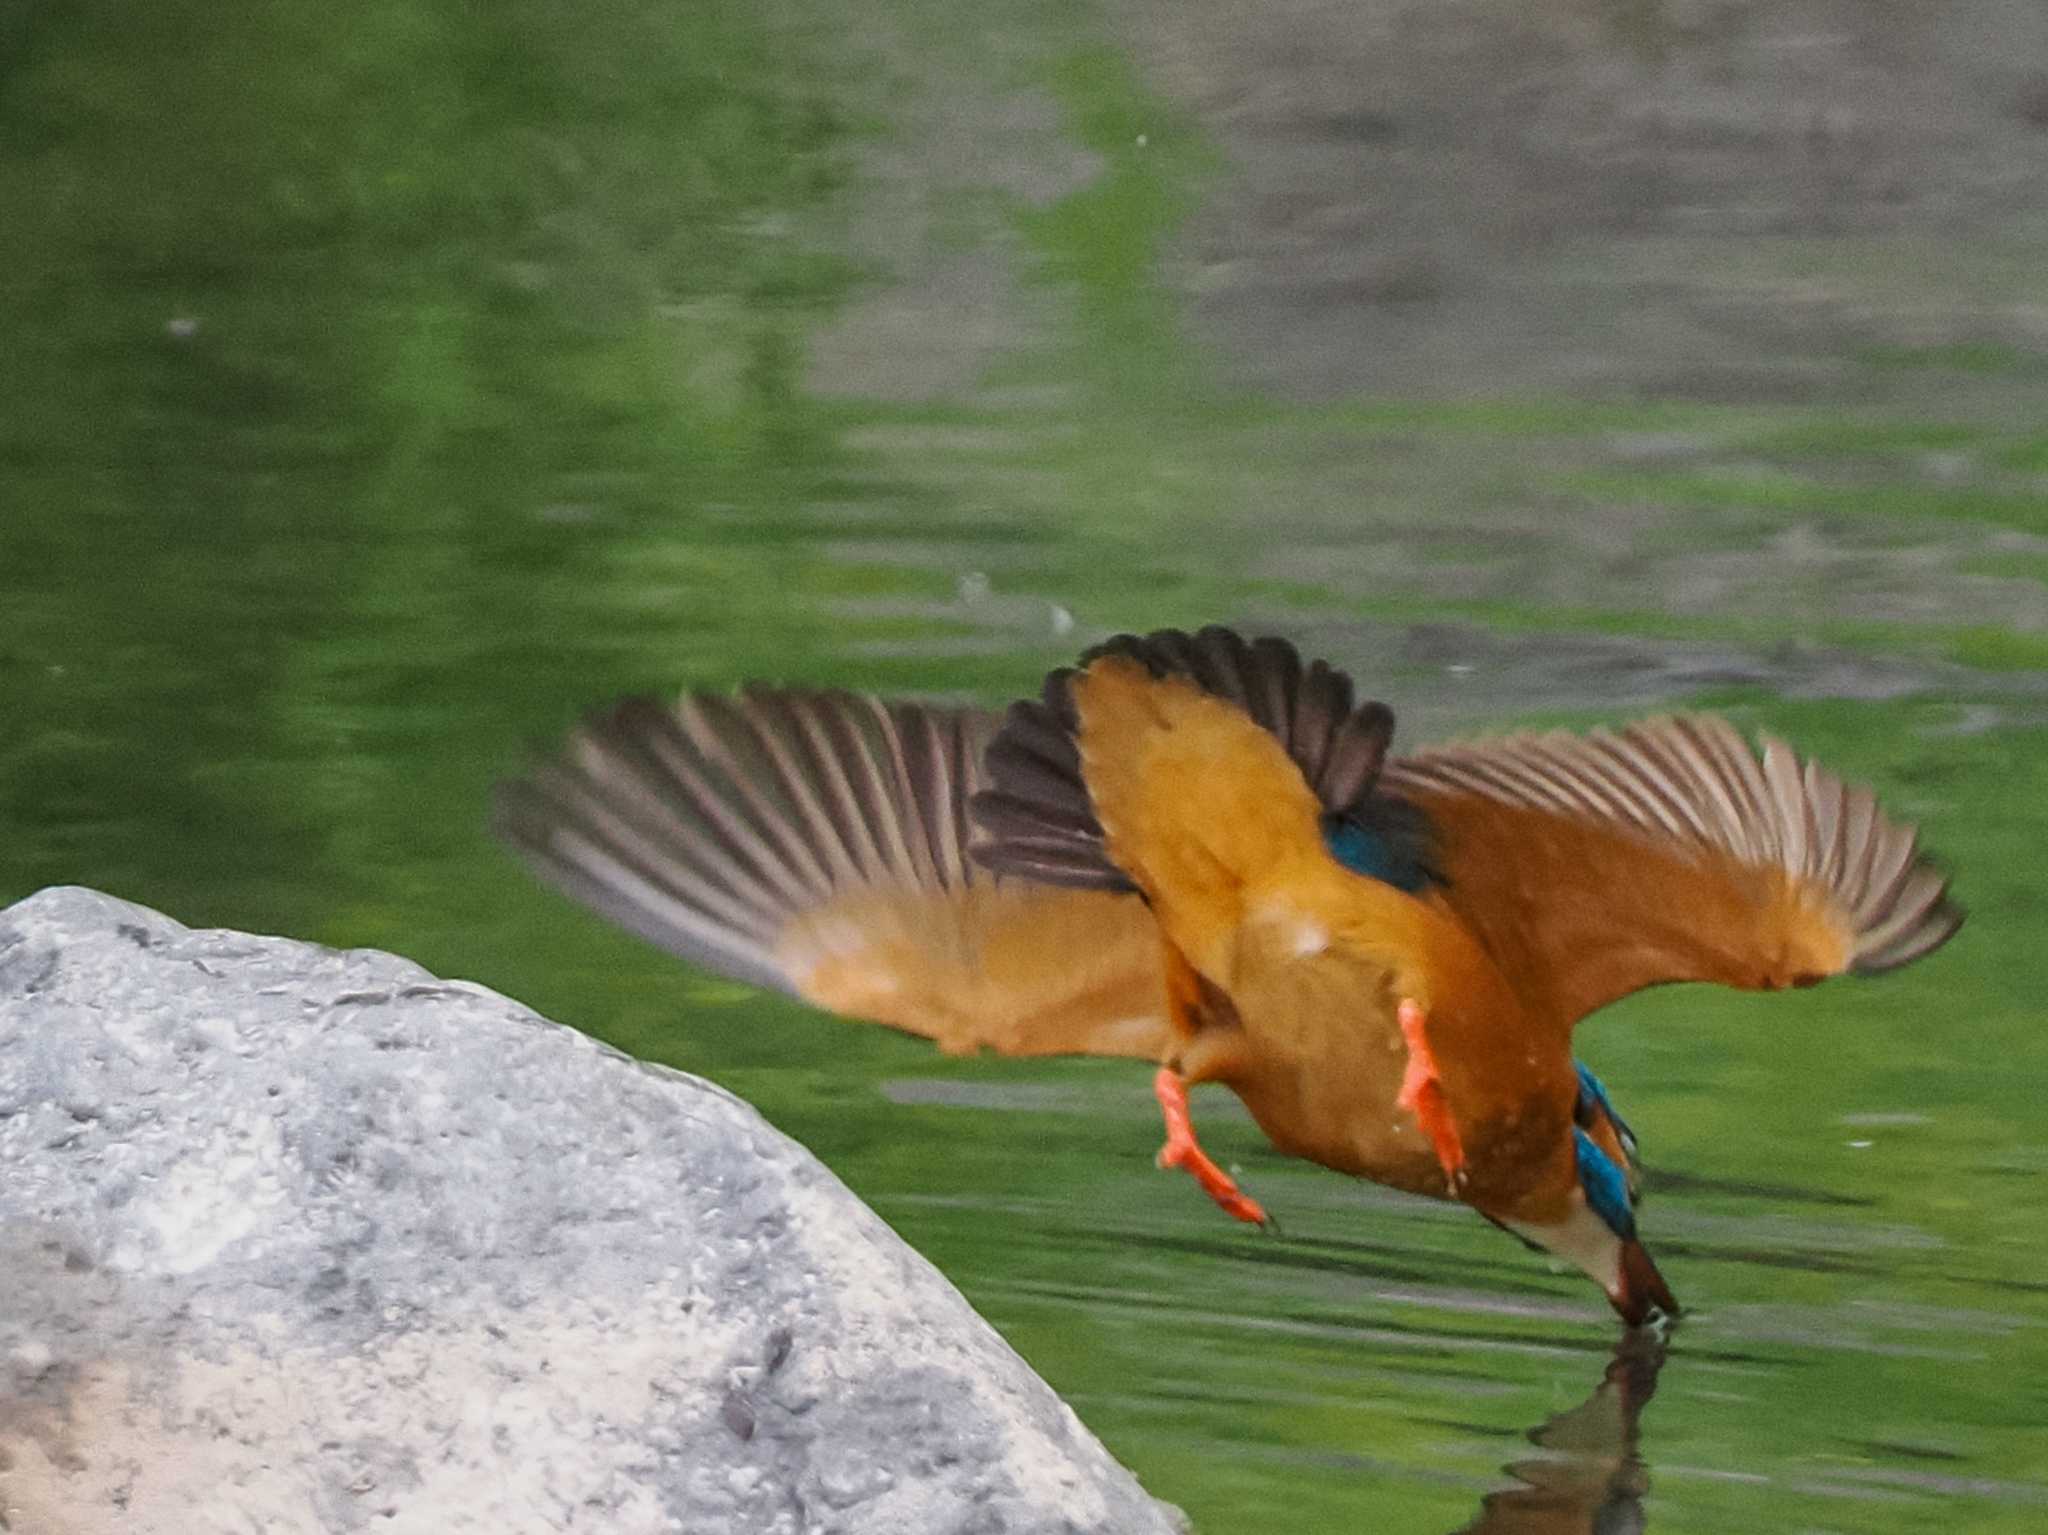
6, 2, 2048, 1529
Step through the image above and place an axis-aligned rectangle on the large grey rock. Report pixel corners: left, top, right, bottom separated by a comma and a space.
0, 887, 1184, 1535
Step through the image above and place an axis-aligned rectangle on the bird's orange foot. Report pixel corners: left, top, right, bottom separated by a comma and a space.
1153, 1067, 1270, 1227
1395, 998, 1468, 1193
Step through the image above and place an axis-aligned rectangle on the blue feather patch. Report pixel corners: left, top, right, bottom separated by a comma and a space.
1574, 1062, 1639, 1164
1320, 803, 1440, 894
1573, 1127, 1637, 1240
1323, 818, 1402, 883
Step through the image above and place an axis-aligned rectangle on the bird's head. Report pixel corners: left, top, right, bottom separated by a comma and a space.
1499, 1123, 1679, 1327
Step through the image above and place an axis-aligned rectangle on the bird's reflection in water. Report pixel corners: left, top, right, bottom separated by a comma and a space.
1454, 1327, 1669, 1535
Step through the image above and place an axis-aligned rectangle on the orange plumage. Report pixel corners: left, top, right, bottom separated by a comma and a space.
495, 627, 1962, 1324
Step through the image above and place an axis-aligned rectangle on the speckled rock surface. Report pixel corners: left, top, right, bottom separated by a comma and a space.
0, 887, 1184, 1535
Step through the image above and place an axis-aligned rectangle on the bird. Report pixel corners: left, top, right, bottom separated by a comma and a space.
492, 625, 1962, 1325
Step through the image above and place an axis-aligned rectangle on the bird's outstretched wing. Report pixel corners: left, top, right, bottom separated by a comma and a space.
493, 690, 1170, 1059
1379, 716, 1963, 1031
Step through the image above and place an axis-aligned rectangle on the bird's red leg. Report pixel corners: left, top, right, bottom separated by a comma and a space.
1153, 1067, 1269, 1226
1396, 998, 1468, 1191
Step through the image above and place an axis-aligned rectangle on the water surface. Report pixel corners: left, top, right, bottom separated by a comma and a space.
4, 2, 2046, 1529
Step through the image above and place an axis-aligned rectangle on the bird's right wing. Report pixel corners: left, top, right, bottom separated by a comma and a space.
494, 690, 1170, 1060
1380, 715, 1962, 1032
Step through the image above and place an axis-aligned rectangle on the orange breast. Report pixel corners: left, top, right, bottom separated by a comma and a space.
1214, 855, 1581, 1206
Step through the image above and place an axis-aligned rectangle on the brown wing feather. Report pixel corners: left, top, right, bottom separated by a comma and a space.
1380, 715, 1962, 1030
495, 689, 1170, 1060
781, 880, 1168, 1058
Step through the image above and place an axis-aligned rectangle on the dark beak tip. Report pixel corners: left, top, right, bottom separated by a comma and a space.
1613, 1240, 1681, 1328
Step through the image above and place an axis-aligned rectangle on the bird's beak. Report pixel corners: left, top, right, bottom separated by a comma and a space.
1609, 1239, 1680, 1327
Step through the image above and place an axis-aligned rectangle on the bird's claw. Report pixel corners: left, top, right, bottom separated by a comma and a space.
1396, 998, 1470, 1194
1153, 1067, 1272, 1227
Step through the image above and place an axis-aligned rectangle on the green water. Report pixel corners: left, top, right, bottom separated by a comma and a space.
5, 2, 2047, 1530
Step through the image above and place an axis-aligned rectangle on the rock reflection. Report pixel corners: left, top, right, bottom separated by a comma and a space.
1455, 1328, 1668, 1534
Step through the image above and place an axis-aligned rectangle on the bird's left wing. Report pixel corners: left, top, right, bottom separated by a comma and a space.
494, 690, 1170, 1060
1379, 715, 1962, 1032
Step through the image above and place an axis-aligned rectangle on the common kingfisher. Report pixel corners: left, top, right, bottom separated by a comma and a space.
495, 627, 1961, 1324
